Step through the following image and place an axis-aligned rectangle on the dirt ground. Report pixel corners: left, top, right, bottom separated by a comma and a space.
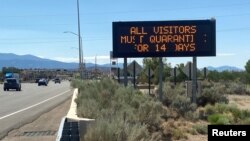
1, 98, 71, 141
228, 94, 250, 110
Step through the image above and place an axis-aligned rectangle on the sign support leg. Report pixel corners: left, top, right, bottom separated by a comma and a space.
159, 57, 163, 101
174, 67, 177, 86
133, 61, 136, 88
118, 68, 120, 83
148, 68, 151, 95
192, 56, 197, 103
124, 58, 128, 87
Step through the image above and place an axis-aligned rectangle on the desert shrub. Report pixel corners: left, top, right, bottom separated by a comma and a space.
138, 100, 164, 128
162, 82, 198, 119
74, 79, 121, 118
204, 104, 216, 115
240, 110, 250, 119
77, 99, 99, 118
172, 129, 188, 140
161, 120, 188, 140
170, 95, 197, 117
162, 82, 186, 106
201, 80, 214, 89
83, 117, 149, 141
197, 86, 228, 106
225, 82, 248, 94
202, 80, 250, 95
185, 110, 199, 121
240, 118, 250, 124
193, 124, 208, 135
73, 78, 169, 140
71, 79, 84, 89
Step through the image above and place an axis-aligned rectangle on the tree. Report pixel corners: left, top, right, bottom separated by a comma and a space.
245, 59, 250, 83
245, 60, 250, 74
175, 63, 187, 82
2, 67, 20, 74
207, 70, 220, 82
141, 57, 171, 84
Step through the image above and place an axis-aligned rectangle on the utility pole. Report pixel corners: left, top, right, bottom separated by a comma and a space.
95, 55, 97, 78
77, 0, 83, 79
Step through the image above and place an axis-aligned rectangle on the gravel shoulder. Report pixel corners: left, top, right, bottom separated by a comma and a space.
1, 98, 71, 141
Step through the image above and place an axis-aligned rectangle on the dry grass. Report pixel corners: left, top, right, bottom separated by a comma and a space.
228, 95, 250, 110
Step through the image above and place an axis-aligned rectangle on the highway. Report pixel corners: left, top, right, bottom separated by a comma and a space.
0, 81, 73, 139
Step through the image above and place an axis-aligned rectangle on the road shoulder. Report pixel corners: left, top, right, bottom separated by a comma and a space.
1, 98, 71, 141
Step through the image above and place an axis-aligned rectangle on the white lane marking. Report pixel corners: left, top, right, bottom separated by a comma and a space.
0, 90, 71, 120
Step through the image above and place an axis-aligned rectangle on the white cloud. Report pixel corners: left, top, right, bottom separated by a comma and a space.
84, 55, 110, 64
53, 57, 78, 63
52, 55, 111, 64
84, 55, 110, 60
37, 55, 45, 59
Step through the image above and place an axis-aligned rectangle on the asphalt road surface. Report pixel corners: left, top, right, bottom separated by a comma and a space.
0, 81, 73, 139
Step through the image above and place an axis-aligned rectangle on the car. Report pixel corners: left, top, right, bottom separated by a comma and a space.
38, 78, 48, 86
54, 78, 61, 84
35, 78, 40, 83
4, 78, 21, 91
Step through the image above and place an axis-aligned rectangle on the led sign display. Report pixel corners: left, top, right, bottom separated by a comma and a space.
112, 19, 216, 58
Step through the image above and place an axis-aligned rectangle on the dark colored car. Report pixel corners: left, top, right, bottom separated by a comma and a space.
35, 78, 40, 83
54, 78, 61, 84
4, 78, 21, 91
38, 78, 48, 86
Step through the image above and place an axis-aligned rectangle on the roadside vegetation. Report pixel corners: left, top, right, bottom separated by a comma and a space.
72, 59, 250, 141
72, 79, 166, 141
72, 79, 250, 141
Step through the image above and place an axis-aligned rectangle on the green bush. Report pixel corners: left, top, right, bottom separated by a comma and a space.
204, 103, 250, 124
208, 114, 231, 125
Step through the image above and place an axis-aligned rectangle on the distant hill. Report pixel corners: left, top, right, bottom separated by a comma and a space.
207, 66, 243, 72
0, 53, 122, 70
0, 53, 79, 69
0, 53, 244, 72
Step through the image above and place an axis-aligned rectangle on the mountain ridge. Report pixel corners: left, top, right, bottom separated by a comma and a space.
0, 53, 244, 72
206, 66, 243, 72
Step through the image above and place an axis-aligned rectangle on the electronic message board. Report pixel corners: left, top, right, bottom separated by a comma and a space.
112, 19, 216, 58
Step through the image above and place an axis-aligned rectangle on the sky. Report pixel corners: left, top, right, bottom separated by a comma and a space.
0, 0, 250, 69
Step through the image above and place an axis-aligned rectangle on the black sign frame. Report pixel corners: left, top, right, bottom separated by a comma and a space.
112, 19, 216, 58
